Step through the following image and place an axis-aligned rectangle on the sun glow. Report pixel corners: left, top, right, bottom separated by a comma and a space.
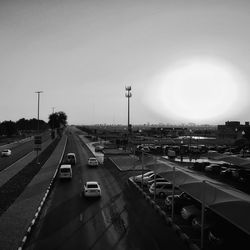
145, 58, 248, 123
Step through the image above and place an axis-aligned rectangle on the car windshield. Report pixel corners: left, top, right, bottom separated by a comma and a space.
60, 168, 70, 173
87, 184, 98, 188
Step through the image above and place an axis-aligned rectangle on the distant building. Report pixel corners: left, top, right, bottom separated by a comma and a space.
217, 121, 250, 139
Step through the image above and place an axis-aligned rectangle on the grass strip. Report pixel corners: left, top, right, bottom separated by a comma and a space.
0, 137, 60, 216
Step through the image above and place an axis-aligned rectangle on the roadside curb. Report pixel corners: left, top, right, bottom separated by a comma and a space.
17, 136, 67, 250
128, 177, 200, 250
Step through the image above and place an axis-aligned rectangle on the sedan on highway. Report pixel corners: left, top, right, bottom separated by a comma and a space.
82, 181, 101, 198
1, 149, 11, 157
88, 157, 99, 167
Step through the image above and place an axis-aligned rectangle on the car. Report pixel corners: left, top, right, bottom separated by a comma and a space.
95, 145, 104, 152
207, 219, 250, 249
181, 205, 201, 222
143, 173, 163, 185
149, 181, 175, 197
132, 171, 154, 183
1, 149, 11, 157
204, 164, 223, 174
147, 178, 169, 187
191, 210, 217, 232
82, 181, 101, 198
88, 157, 99, 167
165, 192, 197, 212
59, 164, 72, 179
192, 162, 210, 171
66, 153, 76, 165
220, 167, 237, 178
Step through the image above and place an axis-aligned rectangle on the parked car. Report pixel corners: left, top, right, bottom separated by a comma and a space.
133, 171, 154, 183
191, 210, 217, 232
141, 173, 163, 185
59, 164, 72, 179
1, 149, 11, 157
204, 164, 223, 174
165, 192, 197, 212
208, 219, 250, 249
220, 167, 237, 178
82, 181, 101, 198
191, 162, 210, 171
88, 157, 99, 167
95, 145, 104, 152
66, 153, 76, 165
181, 205, 201, 222
147, 178, 168, 187
149, 181, 174, 197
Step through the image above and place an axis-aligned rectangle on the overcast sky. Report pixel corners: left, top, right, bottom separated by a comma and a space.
1, 0, 250, 125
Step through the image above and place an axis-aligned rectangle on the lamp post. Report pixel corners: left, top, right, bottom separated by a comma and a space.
189, 129, 192, 161
125, 86, 132, 151
125, 86, 132, 134
242, 130, 246, 157
35, 91, 43, 164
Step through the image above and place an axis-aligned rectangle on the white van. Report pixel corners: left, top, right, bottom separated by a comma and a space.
59, 164, 72, 179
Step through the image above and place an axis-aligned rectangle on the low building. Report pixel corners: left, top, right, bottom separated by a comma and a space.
217, 121, 250, 139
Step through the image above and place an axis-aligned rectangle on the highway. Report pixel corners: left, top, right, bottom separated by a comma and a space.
24, 128, 189, 250
0, 132, 50, 172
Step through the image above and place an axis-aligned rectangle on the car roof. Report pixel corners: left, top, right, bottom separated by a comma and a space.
155, 181, 171, 185
60, 164, 71, 168
89, 157, 97, 160
86, 181, 99, 185
67, 153, 75, 156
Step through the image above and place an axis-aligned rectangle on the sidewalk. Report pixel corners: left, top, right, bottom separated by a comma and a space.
0, 135, 67, 250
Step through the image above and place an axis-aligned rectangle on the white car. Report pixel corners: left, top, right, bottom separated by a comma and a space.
88, 157, 99, 167
149, 181, 174, 197
133, 171, 154, 183
82, 181, 101, 198
1, 149, 11, 157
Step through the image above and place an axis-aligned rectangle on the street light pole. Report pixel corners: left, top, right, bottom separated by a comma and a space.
125, 86, 132, 134
125, 86, 132, 150
52, 106, 55, 130
35, 91, 43, 164
36, 91, 43, 132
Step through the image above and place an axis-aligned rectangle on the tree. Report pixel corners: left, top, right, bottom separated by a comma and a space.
48, 111, 67, 129
0, 120, 17, 137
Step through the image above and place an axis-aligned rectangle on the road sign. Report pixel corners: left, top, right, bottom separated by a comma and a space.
34, 135, 42, 144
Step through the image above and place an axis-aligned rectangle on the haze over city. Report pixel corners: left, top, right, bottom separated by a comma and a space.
1, 0, 250, 125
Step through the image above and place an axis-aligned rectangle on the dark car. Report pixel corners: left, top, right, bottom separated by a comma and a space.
208, 219, 250, 249
192, 161, 210, 171
165, 192, 198, 212
204, 164, 223, 174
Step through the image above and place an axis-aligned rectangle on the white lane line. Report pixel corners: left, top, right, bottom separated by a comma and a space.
0, 151, 33, 173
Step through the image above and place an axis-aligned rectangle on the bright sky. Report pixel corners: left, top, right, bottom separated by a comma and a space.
1, 0, 250, 125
